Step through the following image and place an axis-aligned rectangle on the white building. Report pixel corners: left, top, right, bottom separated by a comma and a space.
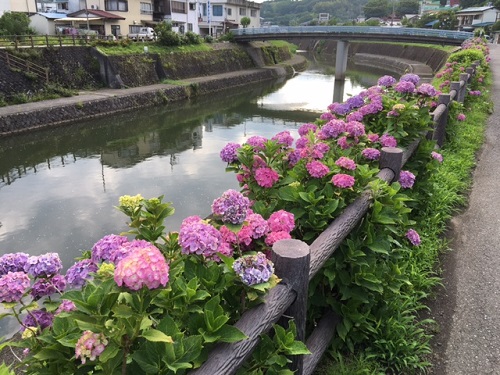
456, 6, 500, 31
29, 12, 68, 34
197, 0, 260, 36
153, 0, 200, 34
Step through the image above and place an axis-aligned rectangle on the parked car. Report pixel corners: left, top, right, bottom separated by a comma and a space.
127, 27, 156, 41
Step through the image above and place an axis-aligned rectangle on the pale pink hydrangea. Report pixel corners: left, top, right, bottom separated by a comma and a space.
75, 331, 108, 364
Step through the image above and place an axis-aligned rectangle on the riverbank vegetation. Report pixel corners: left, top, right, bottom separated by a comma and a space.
0, 37, 491, 374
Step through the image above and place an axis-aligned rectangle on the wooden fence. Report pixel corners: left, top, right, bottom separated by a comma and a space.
0, 50, 49, 84
189, 62, 479, 375
0, 34, 137, 49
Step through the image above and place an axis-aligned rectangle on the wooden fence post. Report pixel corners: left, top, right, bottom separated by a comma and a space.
29, 35, 34, 48
450, 81, 461, 103
45, 34, 49, 47
272, 239, 310, 375
379, 147, 403, 182
433, 94, 450, 147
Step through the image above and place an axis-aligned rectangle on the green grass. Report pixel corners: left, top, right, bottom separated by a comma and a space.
268, 40, 298, 54
96, 42, 212, 56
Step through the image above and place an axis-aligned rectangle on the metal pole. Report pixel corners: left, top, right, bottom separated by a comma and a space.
85, 0, 90, 31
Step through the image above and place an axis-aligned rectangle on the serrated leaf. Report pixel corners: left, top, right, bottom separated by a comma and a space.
285, 341, 311, 355
142, 329, 174, 343
215, 325, 247, 343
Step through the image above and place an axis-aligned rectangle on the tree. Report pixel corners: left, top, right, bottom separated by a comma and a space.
0, 12, 34, 36
396, 0, 419, 17
363, 0, 390, 19
241, 16, 251, 28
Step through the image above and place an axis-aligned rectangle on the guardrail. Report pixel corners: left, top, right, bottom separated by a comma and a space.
189, 62, 478, 375
0, 50, 49, 84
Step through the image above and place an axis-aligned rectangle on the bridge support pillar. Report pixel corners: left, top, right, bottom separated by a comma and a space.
335, 40, 349, 81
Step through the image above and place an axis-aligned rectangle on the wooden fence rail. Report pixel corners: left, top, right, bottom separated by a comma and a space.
190, 61, 479, 375
0, 50, 49, 84
0, 34, 140, 49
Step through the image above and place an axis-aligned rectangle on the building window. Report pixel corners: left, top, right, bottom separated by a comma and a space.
188, 23, 193, 31
111, 25, 121, 37
250, 9, 256, 17
239, 8, 246, 16
105, 0, 128, 11
140, 2, 153, 14
129, 25, 142, 33
227, 8, 232, 16
213, 5, 222, 16
189, 2, 196, 10
202, 3, 206, 16
172, 1, 186, 13
58, 2, 68, 10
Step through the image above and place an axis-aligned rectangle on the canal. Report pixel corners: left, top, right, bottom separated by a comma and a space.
0, 56, 396, 269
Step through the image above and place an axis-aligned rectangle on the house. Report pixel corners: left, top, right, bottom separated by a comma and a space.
456, 5, 500, 31
30, 12, 69, 34
153, 0, 200, 34
0, 0, 37, 15
197, 0, 261, 36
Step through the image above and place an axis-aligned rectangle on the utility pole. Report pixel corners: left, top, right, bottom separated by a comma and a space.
85, 0, 90, 30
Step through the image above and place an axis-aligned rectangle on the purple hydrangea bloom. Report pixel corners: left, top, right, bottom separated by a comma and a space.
65, 259, 98, 289
345, 121, 365, 137
362, 148, 381, 161
24, 253, 62, 278
179, 220, 221, 258
220, 142, 241, 163
319, 112, 335, 121
287, 149, 302, 166
91, 234, 129, 264
417, 83, 438, 97
22, 309, 53, 331
268, 210, 295, 233
31, 275, 66, 300
0, 272, 30, 303
395, 81, 416, 94
406, 229, 421, 246
319, 119, 346, 139
346, 111, 364, 122
378, 75, 397, 87
399, 170, 416, 189
246, 136, 267, 150
211, 189, 250, 225
272, 131, 294, 147
358, 102, 383, 116
55, 300, 77, 315
312, 142, 330, 159
346, 95, 365, 109
431, 151, 443, 163
298, 123, 318, 136
233, 252, 274, 286
400, 73, 420, 85
0, 253, 29, 276
306, 160, 330, 178
295, 136, 309, 149
328, 102, 351, 116
380, 134, 398, 147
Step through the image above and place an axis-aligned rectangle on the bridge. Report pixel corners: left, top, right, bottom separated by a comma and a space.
233, 26, 474, 80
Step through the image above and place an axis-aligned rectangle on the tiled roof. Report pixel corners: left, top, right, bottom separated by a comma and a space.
68, 9, 126, 20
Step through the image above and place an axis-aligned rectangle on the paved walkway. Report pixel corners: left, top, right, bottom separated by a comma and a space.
429, 43, 500, 374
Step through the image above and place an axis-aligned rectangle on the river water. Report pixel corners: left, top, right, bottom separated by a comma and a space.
0, 57, 394, 269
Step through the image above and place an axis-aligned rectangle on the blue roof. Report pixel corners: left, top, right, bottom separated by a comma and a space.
425, 20, 439, 26
35, 12, 68, 19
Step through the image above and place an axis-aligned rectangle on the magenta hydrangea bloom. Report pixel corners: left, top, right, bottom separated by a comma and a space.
220, 142, 241, 163
265, 231, 292, 246
55, 300, 77, 315
91, 234, 129, 263
362, 148, 381, 161
346, 121, 365, 137
66, 260, 98, 289
179, 220, 221, 258
0, 253, 29, 276
268, 210, 295, 233
245, 213, 270, 239
24, 253, 62, 278
335, 157, 357, 171
319, 112, 335, 121
75, 331, 108, 364
312, 142, 330, 159
233, 252, 274, 286
380, 134, 398, 148
31, 275, 66, 300
114, 244, 169, 290
377, 75, 397, 87
406, 229, 421, 246
367, 133, 380, 143
246, 136, 267, 150
346, 111, 364, 122
220, 225, 238, 244
399, 170, 416, 189
332, 174, 355, 188
272, 131, 294, 147
298, 123, 318, 136
295, 136, 309, 149
0, 271, 30, 303
417, 83, 438, 97
431, 151, 443, 163
22, 309, 53, 331
211, 189, 250, 225
254, 167, 279, 188
395, 81, 416, 94
337, 136, 351, 150
457, 113, 466, 121
400, 73, 420, 85
469, 90, 482, 96
306, 160, 330, 178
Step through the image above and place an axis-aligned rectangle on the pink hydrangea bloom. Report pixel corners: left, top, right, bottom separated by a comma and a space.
362, 148, 381, 161
380, 134, 398, 148
399, 170, 416, 189
457, 113, 466, 121
254, 167, 279, 188
306, 160, 330, 178
114, 245, 169, 290
406, 229, 421, 246
179, 220, 221, 258
0, 271, 30, 303
245, 213, 270, 239
56, 300, 77, 315
272, 131, 294, 147
75, 331, 108, 364
298, 123, 318, 136
268, 210, 295, 233
332, 174, 355, 188
431, 151, 443, 163
335, 157, 357, 170
345, 121, 365, 137
265, 231, 292, 246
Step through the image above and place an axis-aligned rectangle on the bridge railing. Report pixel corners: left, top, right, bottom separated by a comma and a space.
189, 63, 478, 375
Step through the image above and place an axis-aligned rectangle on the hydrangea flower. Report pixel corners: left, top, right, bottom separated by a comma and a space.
457, 113, 466, 121
395, 81, 416, 94
245, 213, 270, 239
254, 167, 279, 188
346, 111, 364, 122
272, 131, 294, 147
400, 73, 420, 85
399, 170, 416, 189
114, 244, 169, 290
332, 174, 355, 188
246, 136, 267, 150
55, 300, 77, 315
312, 142, 330, 159
335, 157, 357, 171
265, 231, 292, 246
211, 189, 250, 225
377, 75, 397, 87
109, 239, 152, 264
345, 121, 365, 137
417, 83, 438, 97
431, 151, 443, 163
91, 234, 129, 263
233, 252, 274, 286
75, 331, 108, 364
31, 275, 66, 300
306, 160, 330, 178
24, 253, 62, 278
345, 95, 365, 110
66, 259, 98, 289
318, 119, 346, 139
406, 229, 421, 246
118, 194, 143, 211
380, 134, 398, 148
298, 123, 318, 136
179, 219, 221, 258
220, 142, 241, 163
22, 309, 53, 331
362, 148, 381, 161
0, 253, 29, 276
268, 210, 295, 233
0, 272, 30, 303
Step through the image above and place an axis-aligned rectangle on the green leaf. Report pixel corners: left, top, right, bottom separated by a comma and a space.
367, 241, 390, 255
142, 329, 174, 343
284, 341, 311, 355
33, 348, 66, 360
278, 186, 298, 201
215, 325, 247, 343
99, 343, 120, 363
